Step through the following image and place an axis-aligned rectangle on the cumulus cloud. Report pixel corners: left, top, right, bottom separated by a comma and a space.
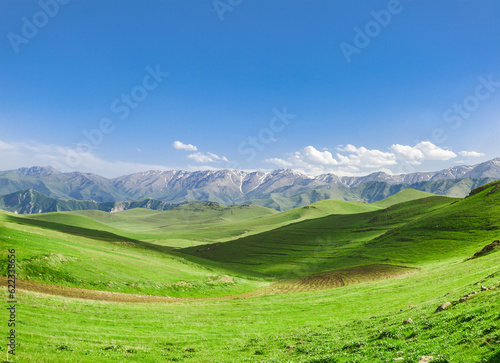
264, 141, 474, 176
279, 144, 397, 174
391, 141, 457, 164
336, 144, 397, 168
173, 140, 198, 151
290, 146, 339, 166
186, 152, 228, 163
458, 151, 485, 157
0, 139, 171, 178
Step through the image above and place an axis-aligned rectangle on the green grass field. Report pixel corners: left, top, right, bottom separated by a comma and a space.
26, 198, 381, 249
1, 183, 499, 362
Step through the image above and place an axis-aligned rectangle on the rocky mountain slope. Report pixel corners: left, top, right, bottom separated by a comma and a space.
0, 159, 498, 210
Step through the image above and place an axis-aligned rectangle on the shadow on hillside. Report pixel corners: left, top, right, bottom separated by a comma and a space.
5, 214, 171, 253
487, 349, 500, 363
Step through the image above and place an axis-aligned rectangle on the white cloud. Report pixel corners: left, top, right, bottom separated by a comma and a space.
290, 146, 339, 166
0, 139, 172, 178
390, 144, 424, 164
173, 140, 198, 151
336, 144, 397, 168
264, 141, 469, 176
391, 141, 457, 164
0, 140, 16, 151
186, 151, 228, 163
207, 152, 229, 162
174, 141, 230, 165
288, 145, 397, 170
264, 158, 293, 168
414, 141, 457, 160
186, 152, 212, 163
266, 145, 398, 176
458, 151, 485, 157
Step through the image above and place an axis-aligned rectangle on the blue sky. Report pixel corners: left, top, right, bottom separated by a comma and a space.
0, 0, 499, 177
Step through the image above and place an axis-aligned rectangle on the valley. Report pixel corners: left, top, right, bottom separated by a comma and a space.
1, 159, 499, 213
1, 181, 499, 362
3, 2, 500, 361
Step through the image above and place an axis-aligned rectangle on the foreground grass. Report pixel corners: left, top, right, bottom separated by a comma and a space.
0, 211, 268, 298
3, 251, 499, 362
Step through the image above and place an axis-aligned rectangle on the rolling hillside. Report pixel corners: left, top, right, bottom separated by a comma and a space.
1, 182, 500, 362
21, 199, 379, 249
372, 188, 435, 208
183, 182, 500, 276
0, 209, 267, 298
5, 181, 499, 290
182, 195, 459, 275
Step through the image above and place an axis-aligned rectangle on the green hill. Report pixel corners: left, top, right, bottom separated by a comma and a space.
23, 212, 124, 234
2, 183, 500, 362
372, 188, 435, 208
68, 202, 276, 233
181, 195, 456, 275
0, 209, 267, 298
367, 180, 500, 261
184, 182, 500, 277
40, 200, 376, 249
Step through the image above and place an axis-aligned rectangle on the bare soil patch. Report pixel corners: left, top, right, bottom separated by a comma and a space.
263, 264, 418, 294
1, 264, 417, 302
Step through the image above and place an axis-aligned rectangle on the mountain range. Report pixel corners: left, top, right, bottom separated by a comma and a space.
0, 158, 499, 213
0, 189, 179, 214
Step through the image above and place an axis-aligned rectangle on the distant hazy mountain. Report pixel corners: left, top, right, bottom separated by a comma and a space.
0, 158, 498, 211
243, 178, 496, 211
0, 189, 179, 214
0, 167, 130, 202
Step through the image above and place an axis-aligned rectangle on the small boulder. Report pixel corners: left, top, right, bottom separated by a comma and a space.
434, 302, 451, 313
402, 318, 413, 325
468, 240, 500, 260
481, 285, 488, 291
393, 358, 404, 362
418, 356, 434, 363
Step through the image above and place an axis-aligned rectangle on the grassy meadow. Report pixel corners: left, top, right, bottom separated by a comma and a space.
1, 185, 500, 362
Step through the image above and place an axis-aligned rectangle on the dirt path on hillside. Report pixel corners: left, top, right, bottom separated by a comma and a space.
0, 264, 417, 303
1, 277, 182, 303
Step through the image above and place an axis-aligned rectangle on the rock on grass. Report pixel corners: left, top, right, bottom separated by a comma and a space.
434, 302, 451, 313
